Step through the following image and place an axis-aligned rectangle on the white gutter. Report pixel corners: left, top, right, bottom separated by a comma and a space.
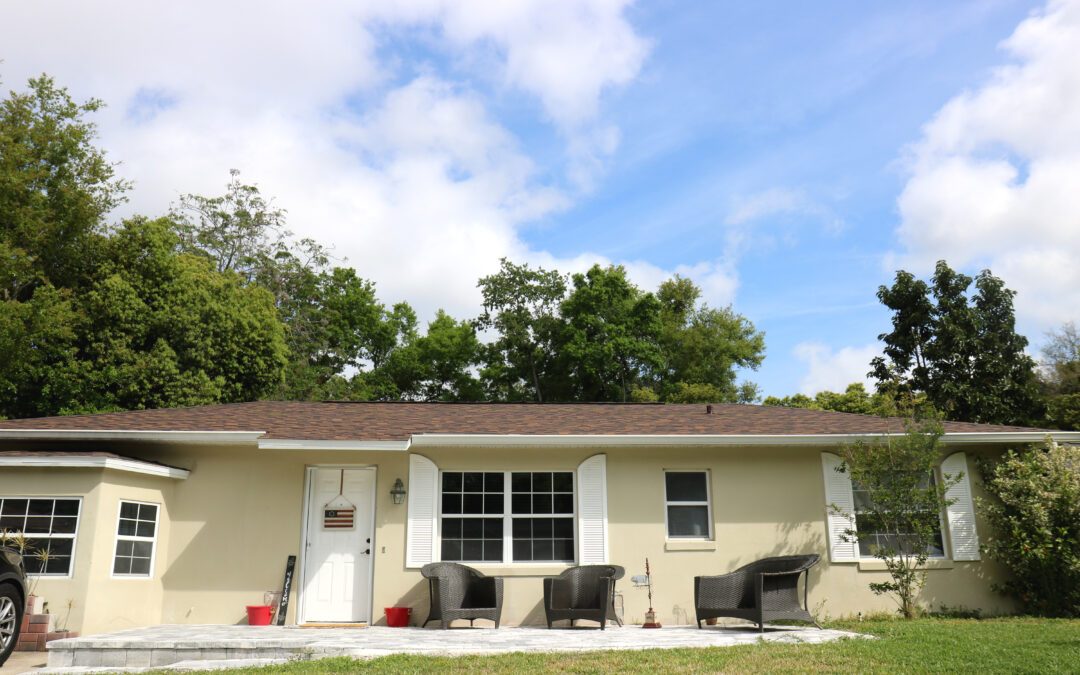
0, 455, 190, 479
0, 429, 264, 444
257, 439, 411, 451
409, 431, 1080, 448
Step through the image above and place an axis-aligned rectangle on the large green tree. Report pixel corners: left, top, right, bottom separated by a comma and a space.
870, 261, 1042, 426
0, 76, 128, 301
1039, 323, 1080, 430
559, 265, 664, 402
477, 258, 567, 402
763, 382, 894, 416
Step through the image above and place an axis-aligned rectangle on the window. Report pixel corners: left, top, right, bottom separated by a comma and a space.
112, 501, 159, 577
852, 473, 944, 558
440, 471, 574, 563
0, 497, 81, 576
665, 471, 711, 538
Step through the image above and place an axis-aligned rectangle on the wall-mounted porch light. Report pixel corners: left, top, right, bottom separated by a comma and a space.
390, 478, 407, 505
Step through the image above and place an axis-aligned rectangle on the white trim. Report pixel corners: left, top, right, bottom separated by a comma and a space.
411, 431, 1080, 447
0, 456, 189, 479
0, 496, 83, 579
663, 469, 713, 540
258, 439, 410, 451
0, 429, 263, 444
109, 499, 160, 579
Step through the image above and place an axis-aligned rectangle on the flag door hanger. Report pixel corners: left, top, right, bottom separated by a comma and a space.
322, 470, 357, 531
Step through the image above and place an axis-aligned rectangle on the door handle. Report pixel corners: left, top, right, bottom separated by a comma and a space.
363, 548, 371, 555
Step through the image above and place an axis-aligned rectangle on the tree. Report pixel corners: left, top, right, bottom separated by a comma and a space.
0, 76, 129, 301
0, 218, 288, 418
560, 265, 663, 402
652, 275, 765, 403
763, 383, 894, 416
870, 261, 1042, 426
477, 259, 567, 402
978, 441, 1080, 617
832, 416, 960, 618
1039, 323, 1080, 430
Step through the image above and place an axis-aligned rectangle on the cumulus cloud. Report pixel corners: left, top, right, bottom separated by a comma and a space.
793, 343, 879, 395
892, 0, 1080, 331
0, 0, 702, 322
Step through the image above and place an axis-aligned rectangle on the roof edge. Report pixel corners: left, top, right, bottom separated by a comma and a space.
0, 429, 264, 444
0, 454, 189, 479
258, 439, 410, 451
409, 431, 1080, 447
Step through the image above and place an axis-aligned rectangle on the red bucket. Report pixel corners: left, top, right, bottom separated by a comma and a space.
384, 606, 411, 627
246, 605, 274, 625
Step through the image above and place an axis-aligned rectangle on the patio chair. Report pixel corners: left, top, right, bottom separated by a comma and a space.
420, 562, 504, 629
543, 564, 625, 629
694, 554, 822, 632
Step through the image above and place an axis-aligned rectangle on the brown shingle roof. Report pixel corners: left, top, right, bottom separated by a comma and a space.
0, 401, 1049, 441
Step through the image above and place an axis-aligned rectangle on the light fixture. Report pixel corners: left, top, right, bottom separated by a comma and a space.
390, 478, 407, 505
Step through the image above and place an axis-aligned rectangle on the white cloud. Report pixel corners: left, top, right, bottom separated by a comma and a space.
793, 343, 879, 395
892, 0, 1080, 330
0, 0, 680, 323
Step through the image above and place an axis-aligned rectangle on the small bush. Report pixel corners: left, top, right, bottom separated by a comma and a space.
977, 441, 1080, 617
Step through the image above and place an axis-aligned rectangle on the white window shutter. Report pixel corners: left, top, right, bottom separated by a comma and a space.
406, 454, 439, 568
577, 453, 609, 564
942, 452, 980, 561
821, 452, 858, 563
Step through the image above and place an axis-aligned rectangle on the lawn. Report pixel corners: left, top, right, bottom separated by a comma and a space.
170, 618, 1080, 674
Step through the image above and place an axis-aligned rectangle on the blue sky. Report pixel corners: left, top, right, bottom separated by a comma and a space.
3, 0, 1078, 397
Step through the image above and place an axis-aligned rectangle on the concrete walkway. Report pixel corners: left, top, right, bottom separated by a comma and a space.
39, 623, 868, 673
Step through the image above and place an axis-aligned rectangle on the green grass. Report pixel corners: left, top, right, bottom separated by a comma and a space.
164, 618, 1080, 674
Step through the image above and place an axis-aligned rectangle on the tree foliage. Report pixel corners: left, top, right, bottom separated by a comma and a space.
763, 383, 894, 416
870, 261, 1042, 426
832, 416, 959, 619
1039, 323, 1080, 430
977, 441, 1080, 617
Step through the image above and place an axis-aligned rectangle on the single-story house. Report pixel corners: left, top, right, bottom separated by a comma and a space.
1, 401, 1075, 635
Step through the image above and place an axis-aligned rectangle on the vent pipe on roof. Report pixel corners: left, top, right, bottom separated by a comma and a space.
706, 404, 713, 414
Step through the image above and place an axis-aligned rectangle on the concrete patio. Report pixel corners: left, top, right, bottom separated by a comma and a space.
39, 623, 869, 673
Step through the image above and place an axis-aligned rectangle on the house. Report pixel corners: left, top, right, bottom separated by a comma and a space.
1, 401, 1074, 635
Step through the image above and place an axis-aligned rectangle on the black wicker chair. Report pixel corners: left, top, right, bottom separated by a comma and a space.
420, 562, 504, 629
543, 565, 625, 629
694, 554, 821, 632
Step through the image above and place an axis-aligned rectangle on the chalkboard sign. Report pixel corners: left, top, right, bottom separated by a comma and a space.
274, 555, 296, 626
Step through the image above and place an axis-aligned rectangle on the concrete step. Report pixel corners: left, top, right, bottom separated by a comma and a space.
38, 657, 290, 674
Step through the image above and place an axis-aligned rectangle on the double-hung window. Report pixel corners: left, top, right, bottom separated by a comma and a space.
112, 500, 159, 577
852, 472, 945, 558
664, 471, 712, 539
440, 471, 575, 563
0, 497, 81, 576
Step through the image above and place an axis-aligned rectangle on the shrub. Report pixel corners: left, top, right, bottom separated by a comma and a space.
977, 441, 1080, 617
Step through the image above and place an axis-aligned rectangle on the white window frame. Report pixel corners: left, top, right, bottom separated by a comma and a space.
437, 470, 577, 565
0, 496, 82, 578
851, 469, 947, 560
110, 499, 160, 579
663, 470, 713, 540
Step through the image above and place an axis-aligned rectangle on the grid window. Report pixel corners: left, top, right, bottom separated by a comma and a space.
440, 472, 504, 563
113, 501, 159, 576
511, 472, 574, 562
665, 471, 712, 538
0, 497, 81, 576
853, 473, 944, 558
439, 470, 575, 564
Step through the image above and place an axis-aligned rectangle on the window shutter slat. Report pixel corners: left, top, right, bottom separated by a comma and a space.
821, 452, 858, 563
942, 452, 980, 561
406, 454, 439, 568
577, 454, 608, 565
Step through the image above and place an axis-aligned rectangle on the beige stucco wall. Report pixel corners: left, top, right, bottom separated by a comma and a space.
1, 441, 1019, 634
0, 468, 172, 635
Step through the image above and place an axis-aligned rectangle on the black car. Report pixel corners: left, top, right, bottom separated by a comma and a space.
0, 546, 27, 666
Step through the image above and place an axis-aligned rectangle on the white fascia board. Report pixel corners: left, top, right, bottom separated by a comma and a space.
0, 455, 189, 479
409, 431, 1080, 448
258, 439, 410, 451
0, 429, 264, 444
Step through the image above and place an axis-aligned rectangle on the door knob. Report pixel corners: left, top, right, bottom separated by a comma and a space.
363, 548, 371, 555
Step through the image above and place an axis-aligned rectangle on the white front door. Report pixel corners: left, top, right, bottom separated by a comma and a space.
301, 467, 375, 623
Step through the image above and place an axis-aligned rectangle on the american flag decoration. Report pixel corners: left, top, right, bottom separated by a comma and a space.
323, 470, 357, 530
